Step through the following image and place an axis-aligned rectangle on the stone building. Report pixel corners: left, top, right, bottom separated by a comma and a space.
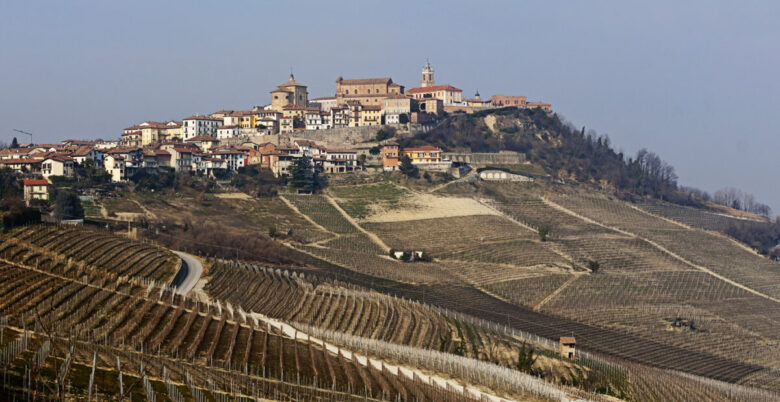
559, 337, 576, 360
271, 73, 309, 111
335, 77, 404, 107
406, 61, 463, 105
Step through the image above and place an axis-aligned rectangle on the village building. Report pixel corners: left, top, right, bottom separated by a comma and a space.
216, 125, 241, 139
23, 179, 49, 205
41, 155, 75, 178
382, 95, 411, 124
490, 95, 527, 108
331, 106, 350, 128
359, 105, 382, 126
167, 148, 193, 172
182, 115, 223, 140
309, 96, 337, 112
320, 149, 360, 173
464, 91, 491, 108
403, 146, 443, 164
417, 98, 444, 116
121, 130, 142, 147
71, 146, 103, 167
382, 141, 399, 171
406, 62, 462, 105
211, 149, 247, 171
305, 109, 331, 130
527, 101, 553, 113
335, 77, 405, 107
195, 157, 226, 176
270, 73, 309, 111
279, 117, 294, 134
186, 135, 221, 151
0, 147, 35, 160
559, 337, 577, 360
0, 159, 42, 174
103, 154, 126, 182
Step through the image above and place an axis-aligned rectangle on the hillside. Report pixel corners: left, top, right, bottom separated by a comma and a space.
77, 170, 780, 400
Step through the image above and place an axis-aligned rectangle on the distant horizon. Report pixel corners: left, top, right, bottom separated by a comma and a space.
2, 1, 778, 212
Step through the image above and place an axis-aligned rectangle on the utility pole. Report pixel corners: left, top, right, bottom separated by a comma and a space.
12, 129, 34, 145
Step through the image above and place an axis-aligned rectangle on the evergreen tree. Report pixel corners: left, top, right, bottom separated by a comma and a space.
399, 155, 418, 178
54, 191, 84, 220
10, 137, 18, 148
289, 156, 320, 192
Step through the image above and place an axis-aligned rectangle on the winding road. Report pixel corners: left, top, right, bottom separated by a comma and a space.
171, 251, 203, 295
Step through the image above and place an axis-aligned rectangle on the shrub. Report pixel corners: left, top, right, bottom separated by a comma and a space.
54, 191, 84, 220
537, 225, 550, 241
588, 260, 600, 273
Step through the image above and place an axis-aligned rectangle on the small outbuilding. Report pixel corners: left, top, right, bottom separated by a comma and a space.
559, 336, 576, 360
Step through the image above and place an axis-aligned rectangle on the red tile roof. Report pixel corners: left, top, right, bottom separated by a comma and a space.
406, 85, 462, 94
182, 115, 223, 122
404, 146, 442, 152
0, 158, 42, 164
186, 135, 220, 142
23, 179, 49, 186
337, 77, 392, 85
172, 148, 193, 153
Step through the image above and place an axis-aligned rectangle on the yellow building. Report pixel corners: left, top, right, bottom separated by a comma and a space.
233, 110, 257, 129
403, 146, 442, 164
359, 105, 382, 126
271, 73, 308, 111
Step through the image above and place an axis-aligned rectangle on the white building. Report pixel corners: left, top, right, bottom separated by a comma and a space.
309, 96, 337, 112
305, 110, 332, 130
103, 154, 126, 182
182, 115, 223, 140
216, 125, 241, 139
211, 149, 247, 171
41, 155, 75, 178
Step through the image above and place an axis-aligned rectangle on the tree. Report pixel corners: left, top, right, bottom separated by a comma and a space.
375, 126, 396, 142
10, 137, 18, 148
399, 155, 418, 178
292, 116, 305, 129
516, 342, 540, 376
369, 145, 381, 155
289, 156, 324, 192
537, 225, 550, 241
399, 113, 410, 124
54, 191, 84, 220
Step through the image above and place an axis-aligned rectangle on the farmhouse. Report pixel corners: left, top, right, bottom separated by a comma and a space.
559, 337, 576, 360
23, 179, 49, 205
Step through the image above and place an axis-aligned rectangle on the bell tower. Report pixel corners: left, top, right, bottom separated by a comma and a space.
421, 60, 435, 88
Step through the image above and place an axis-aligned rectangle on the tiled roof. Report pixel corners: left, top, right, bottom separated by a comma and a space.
182, 115, 223, 121
45, 155, 74, 163
404, 146, 442, 152
172, 148, 193, 153
560, 337, 576, 344
406, 85, 462, 94
0, 158, 42, 164
23, 179, 49, 186
186, 135, 220, 142
338, 77, 392, 85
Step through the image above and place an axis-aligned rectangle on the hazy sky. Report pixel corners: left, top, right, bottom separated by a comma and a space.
1, 1, 778, 211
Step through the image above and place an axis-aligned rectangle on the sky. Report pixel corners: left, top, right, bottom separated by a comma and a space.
1, 1, 778, 212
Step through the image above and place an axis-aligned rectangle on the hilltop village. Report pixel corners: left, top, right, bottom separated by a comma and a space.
1, 62, 550, 199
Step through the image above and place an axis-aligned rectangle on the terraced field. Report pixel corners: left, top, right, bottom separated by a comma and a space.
2, 225, 179, 283
0, 227, 515, 401
363, 215, 535, 255
205, 262, 530, 367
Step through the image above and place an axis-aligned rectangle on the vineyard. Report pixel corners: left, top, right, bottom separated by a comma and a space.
1, 224, 179, 284
0, 226, 545, 401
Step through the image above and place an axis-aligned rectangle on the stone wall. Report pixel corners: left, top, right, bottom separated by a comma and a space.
444, 150, 525, 166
